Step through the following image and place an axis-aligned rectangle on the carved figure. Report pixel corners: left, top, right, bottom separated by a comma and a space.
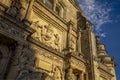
54, 34, 60, 50
19, 45, 35, 70
7, 0, 30, 20
12, 44, 35, 71
7, 0, 22, 20
53, 67, 62, 80
31, 22, 62, 51
31, 21, 43, 41
42, 25, 54, 46
66, 68, 74, 80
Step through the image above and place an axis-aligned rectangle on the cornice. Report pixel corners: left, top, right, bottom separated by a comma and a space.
36, 0, 67, 25
28, 37, 65, 58
0, 11, 35, 43
66, 52, 86, 64
68, 0, 81, 11
98, 63, 114, 77
33, 1, 67, 30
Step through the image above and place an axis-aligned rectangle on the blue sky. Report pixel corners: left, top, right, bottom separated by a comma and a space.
78, 0, 120, 79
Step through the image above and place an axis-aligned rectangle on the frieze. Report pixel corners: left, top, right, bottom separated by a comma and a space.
0, 19, 26, 39
32, 45, 63, 65
16, 70, 54, 80
30, 21, 62, 52
71, 59, 85, 70
36, 50, 63, 65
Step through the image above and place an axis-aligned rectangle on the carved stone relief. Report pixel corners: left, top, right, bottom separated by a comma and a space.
7, 0, 30, 20
33, 46, 63, 66
52, 66, 62, 80
65, 68, 74, 80
12, 44, 35, 71
0, 19, 26, 39
16, 70, 54, 80
30, 21, 62, 51
70, 36, 76, 52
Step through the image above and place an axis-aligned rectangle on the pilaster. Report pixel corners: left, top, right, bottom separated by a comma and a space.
67, 20, 74, 52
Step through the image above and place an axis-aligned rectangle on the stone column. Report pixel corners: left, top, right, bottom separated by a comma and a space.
6, 42, 23, 80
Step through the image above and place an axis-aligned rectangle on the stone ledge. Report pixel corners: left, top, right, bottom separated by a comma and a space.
28, 37, 65, 58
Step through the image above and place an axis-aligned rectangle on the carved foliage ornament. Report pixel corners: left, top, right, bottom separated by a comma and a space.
30, 21, 61, 51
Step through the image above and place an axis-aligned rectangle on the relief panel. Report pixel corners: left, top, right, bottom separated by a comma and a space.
71, 59, 86, 72
30, 14, 64, 52
33, 45, 64, 80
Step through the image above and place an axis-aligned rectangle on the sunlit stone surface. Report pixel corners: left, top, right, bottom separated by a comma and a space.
0, 0, 116, 80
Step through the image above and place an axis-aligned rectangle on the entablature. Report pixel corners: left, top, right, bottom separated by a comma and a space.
0, 11, 34, 43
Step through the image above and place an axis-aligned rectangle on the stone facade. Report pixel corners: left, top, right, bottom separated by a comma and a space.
0, 0, 116, 80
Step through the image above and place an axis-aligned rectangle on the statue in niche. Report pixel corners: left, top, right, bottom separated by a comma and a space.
7, 0, 22, 20
42, 25, 54, 47
54, 34, 61, 51
53, 66, 62, 80
70, 37, 76, 51
7, 0, 30, 20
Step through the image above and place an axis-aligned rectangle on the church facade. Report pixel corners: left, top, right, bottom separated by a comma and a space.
0, 0, 116, 80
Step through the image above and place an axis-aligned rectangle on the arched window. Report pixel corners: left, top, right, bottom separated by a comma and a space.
55, 5, 60, 15
45, 0, 54, 9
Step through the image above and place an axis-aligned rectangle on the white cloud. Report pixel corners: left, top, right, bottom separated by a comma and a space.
100, 33, 107, 38
78, 0, 112, 37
